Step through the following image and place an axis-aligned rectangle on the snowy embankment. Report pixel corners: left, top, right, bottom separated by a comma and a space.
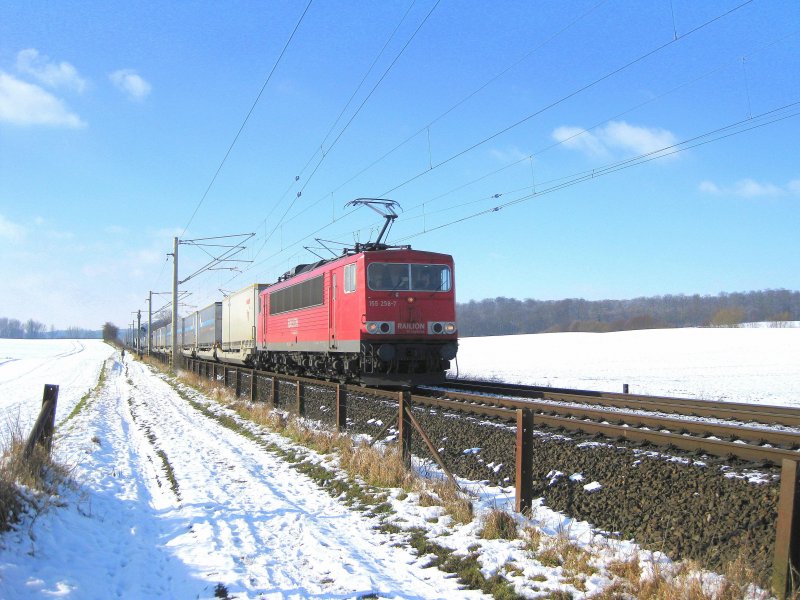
0, 343, 490, 599
450, 326, 800, 407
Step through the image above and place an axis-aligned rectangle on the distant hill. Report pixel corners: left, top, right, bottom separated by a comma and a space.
456, 289, 800, 337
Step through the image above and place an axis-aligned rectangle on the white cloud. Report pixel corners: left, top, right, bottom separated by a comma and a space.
109, 69, 152, 101
0, 71, 85, 127
733, 178, 783, 198
15, 48, 87, 93
552, 126, 607, 158
698, 180, 720, 194
0, 214, 26, 242
602, 121, 676, 155
489, 146, 529, 163
552, 120, 677, 158
698, 178, 799, 198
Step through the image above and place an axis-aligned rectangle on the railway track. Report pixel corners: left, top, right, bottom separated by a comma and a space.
410, 378, 800, 465
178, 356, 799, 466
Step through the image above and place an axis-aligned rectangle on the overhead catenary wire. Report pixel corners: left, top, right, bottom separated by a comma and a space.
276, 0, 609, 233
178, 0, 315, 239
235, 98, 800, 279
248, 0, 424, 262
250, 0, 443, 265
393, 101, 800, 242
177, 1, 791, 309
214, 96, 799, 295
378, 0, 756, 197
226, 0, 761, 282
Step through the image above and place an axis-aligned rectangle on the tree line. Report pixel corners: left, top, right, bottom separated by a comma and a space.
456, 289, 800, 337
0, 317, 101, 339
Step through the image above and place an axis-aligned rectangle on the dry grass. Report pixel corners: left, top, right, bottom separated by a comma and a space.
523, 525, 542, 553
430, 479, 474, 525
479, 508, 518, 541
591, 551, 780, 600
339, 441, 417, 490
0, 421, 70, 531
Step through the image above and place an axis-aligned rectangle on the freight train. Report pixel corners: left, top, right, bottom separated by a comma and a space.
152, 244, 458, 386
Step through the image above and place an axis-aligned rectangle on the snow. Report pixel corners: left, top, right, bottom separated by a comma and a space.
0, 339, 114, 428
1, 343, 487, 599
450, 326, 800, 407
1, 327, 795, 598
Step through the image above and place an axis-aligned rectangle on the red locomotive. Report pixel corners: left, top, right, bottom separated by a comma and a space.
257, 245, 457, 385
158, 199, 458, 386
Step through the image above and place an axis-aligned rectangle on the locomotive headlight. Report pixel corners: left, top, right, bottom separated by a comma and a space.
366, 321, 395, 334
444, 322, 457, 334
432, 323, 443, 334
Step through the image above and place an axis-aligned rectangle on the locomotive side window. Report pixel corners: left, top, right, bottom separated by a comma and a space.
344, 263, 356, 293
368, 263, 451, 292
269, 275, 324, 315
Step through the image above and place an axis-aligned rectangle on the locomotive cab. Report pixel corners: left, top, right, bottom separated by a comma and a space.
359, 250, 458, 385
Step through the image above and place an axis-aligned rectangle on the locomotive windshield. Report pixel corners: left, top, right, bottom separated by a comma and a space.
367, 263, 451, 292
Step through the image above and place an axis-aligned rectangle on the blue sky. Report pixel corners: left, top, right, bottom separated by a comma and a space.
1, 0, 798, 330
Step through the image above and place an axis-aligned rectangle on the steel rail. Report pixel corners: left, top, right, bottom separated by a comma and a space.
527, 413, 800, 465
425, 389, 800, 449
410, 389, 799, 464
443, 379, 800, 427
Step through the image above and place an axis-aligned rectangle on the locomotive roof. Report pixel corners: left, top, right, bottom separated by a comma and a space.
276, 246, 453, 284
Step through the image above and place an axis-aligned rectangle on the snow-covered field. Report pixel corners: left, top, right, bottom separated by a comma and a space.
451, 326, 800, 407
0, 328, 796, 598
0, 339, 114, 429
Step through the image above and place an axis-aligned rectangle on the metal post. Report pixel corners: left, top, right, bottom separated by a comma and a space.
296, 381, 303, 415
270, 377, 278, 408
235, 368, 241, 397
398, 390, 412, 466
136, 310, 142, 357
250, 369, 257, 402
773, 459, 800, 599
336, 384, 346, 432
147, 291, 153, 356
515, 408, 534, 514
171, 236, 178, 369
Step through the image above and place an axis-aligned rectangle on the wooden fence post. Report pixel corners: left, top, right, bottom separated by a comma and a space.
515, 408, 534, 515
773, 458, 800, 599
250, 369, 257, 402
235, 368, 241, 398
335, 384, 346, 432
24, 384, 59, 458
398, 390, 412, 466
